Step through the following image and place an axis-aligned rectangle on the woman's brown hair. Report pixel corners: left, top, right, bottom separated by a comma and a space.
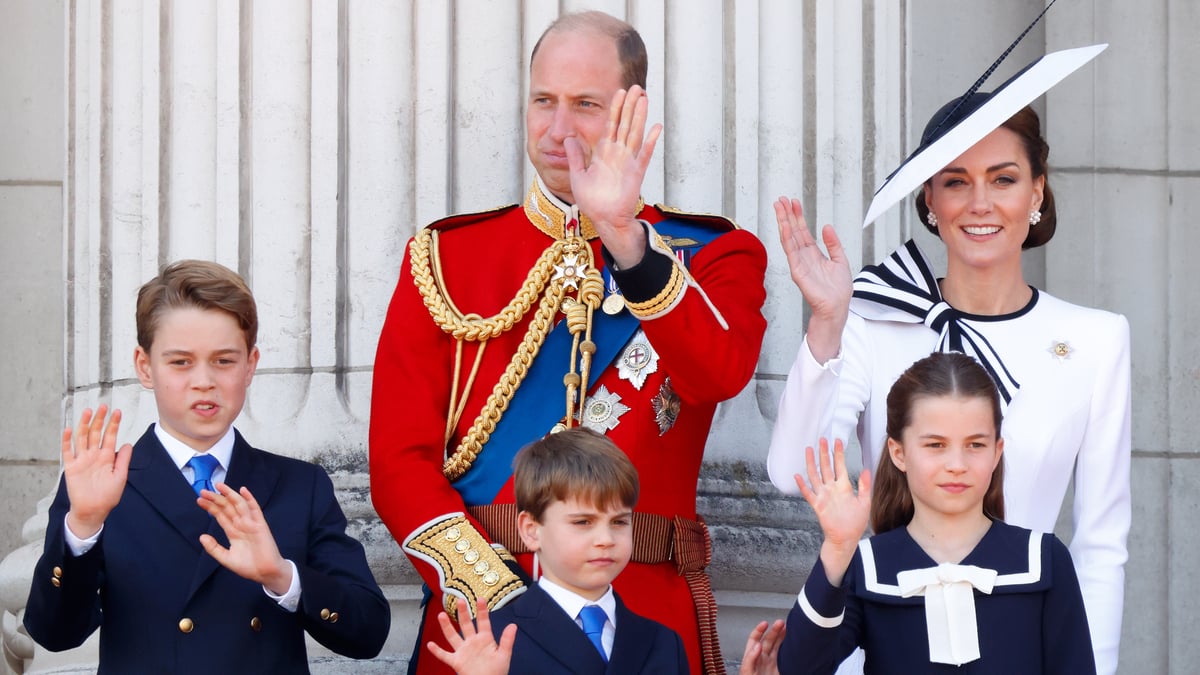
870, 352, 1006, 534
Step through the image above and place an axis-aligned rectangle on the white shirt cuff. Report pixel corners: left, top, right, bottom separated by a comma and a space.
263, 559, 302, 612
63, 513, 102, 557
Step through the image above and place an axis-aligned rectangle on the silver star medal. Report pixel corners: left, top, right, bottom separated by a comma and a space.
1047, 340, 1072, 362
617, 330, 659, 390
580, 385, 630, 433
553, 254, 588, 290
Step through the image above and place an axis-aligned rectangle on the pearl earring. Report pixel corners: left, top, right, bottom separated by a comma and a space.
926, 212, 938, 227
1029, 210, 1042, 226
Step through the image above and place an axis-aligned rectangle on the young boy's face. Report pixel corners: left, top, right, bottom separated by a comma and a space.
518, 496, 633, 601
134, 307, 259, 453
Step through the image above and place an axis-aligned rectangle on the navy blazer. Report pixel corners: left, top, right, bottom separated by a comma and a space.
24, 426, 390, 674
489, 583, 688, 674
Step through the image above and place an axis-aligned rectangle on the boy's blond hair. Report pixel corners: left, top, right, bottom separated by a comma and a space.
135, 260, 258, 352
513, 428, 639, 521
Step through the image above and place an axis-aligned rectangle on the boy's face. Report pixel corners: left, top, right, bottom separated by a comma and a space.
518, 496, 633, 601
134, 307, 259, 453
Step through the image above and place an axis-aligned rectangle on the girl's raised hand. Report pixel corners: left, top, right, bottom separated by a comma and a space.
794, 438, 871, 585
774, 198, 852, 363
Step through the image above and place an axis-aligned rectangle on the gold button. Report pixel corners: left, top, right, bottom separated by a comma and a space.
329, 612, 339, 623
444, 526, 462, 542
250, 617, 262, 632
52, 566, 63, 579
320, 608, 331, 620
50, 577, 61, 588
463, 550, 479, 564
482, 571, 500, 586
454, 540, 470, 553
179, 618, 194, 634
473, 561, 490, 575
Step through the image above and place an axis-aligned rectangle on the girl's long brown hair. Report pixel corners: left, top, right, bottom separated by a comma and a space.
870, 353, 1006, 534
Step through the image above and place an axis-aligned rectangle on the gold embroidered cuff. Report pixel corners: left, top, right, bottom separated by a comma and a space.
403, 513, 525, 620
624, 232, 689, 319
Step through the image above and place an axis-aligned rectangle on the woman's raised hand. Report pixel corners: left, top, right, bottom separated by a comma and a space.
794, 438, 871, 586
774, 198, 852, 363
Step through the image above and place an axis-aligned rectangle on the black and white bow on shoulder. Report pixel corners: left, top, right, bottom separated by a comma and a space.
850, 239, 1020, 409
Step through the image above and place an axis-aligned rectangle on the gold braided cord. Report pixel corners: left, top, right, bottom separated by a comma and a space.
411, 223, 601, 480
411, 229, 565, 341
442, 280, 565, 480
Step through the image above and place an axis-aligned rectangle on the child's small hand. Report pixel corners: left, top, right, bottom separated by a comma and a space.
427, 597, 516, 675
63, 405, 133, 538
794, 438, 871, 585
198, 483, 292, 594
738, 619, 785, 675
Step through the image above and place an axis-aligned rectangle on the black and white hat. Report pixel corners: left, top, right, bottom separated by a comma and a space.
862, 3, 1106, 228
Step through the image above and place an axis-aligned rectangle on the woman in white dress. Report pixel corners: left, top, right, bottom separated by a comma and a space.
766, 87, 1130, 673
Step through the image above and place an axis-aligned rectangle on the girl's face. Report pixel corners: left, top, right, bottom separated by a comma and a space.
887, 395, 1002, 522
923, 126, 1044, 272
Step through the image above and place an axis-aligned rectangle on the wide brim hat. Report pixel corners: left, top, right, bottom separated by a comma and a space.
862, 43, 1107, 229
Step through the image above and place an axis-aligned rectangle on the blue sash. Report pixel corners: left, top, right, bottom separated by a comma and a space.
453, 218, 725, 506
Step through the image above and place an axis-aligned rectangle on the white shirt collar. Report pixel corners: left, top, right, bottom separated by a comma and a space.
154, 423, 236, 474
537, 576, 617, 627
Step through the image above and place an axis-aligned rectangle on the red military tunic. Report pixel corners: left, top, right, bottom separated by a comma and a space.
370, 178, 767, 674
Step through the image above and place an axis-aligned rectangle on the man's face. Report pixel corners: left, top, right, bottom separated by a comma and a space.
526, 29, 626, 204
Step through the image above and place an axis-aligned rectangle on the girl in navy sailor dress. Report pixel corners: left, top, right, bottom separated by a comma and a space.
773, 353, 1095, 675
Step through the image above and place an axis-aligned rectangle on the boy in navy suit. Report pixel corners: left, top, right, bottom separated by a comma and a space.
427, 427, 689, 674
24, 260, 390, 673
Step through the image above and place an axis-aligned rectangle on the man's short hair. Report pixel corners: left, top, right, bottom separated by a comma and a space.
135, 260, 258, 352
513, 427, 640, 521
530, 11, 648, 90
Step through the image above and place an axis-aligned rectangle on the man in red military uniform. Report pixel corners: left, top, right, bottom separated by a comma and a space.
369, 11, 767, 675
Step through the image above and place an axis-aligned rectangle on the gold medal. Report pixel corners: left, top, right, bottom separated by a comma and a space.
602, 293, 625, 315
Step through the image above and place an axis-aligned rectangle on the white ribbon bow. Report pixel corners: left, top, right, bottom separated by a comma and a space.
896, 563, 998, 666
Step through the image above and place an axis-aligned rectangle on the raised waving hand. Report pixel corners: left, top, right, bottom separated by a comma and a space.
567, 85, 662, 269
774, 198, 853, 363
427, 597, 516, 675
197, 483, 294, 594
62, 405, 134, 539
794, 438, 871, 586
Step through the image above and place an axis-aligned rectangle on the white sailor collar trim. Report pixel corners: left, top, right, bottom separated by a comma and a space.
854, 523, 1050, 603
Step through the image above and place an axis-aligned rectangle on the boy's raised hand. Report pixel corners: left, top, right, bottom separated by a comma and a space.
427, 597, 516, 675
63, 405, 134, 539
197, 483, 293, 595
794, 438, 871, 586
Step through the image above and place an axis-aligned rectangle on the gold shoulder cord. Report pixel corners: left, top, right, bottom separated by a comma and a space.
409, 229, 602, 481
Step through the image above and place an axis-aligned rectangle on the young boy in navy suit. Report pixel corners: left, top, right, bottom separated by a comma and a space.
24, 260, 390, 673
427, 427, 689, 674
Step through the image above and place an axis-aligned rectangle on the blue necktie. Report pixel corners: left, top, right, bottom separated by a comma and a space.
578, 605, 608, 662
187, 454, 220, 496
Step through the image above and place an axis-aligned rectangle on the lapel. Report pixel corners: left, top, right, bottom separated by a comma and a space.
606, 592, 656, 674
126, 426, 283, 603
514, 585, 606, 675
125, 426, 212, 554
183, 430, 282, 600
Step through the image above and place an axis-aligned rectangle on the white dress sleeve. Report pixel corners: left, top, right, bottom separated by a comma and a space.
767, 313, 875, 494
1068, 313, 1131, 675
